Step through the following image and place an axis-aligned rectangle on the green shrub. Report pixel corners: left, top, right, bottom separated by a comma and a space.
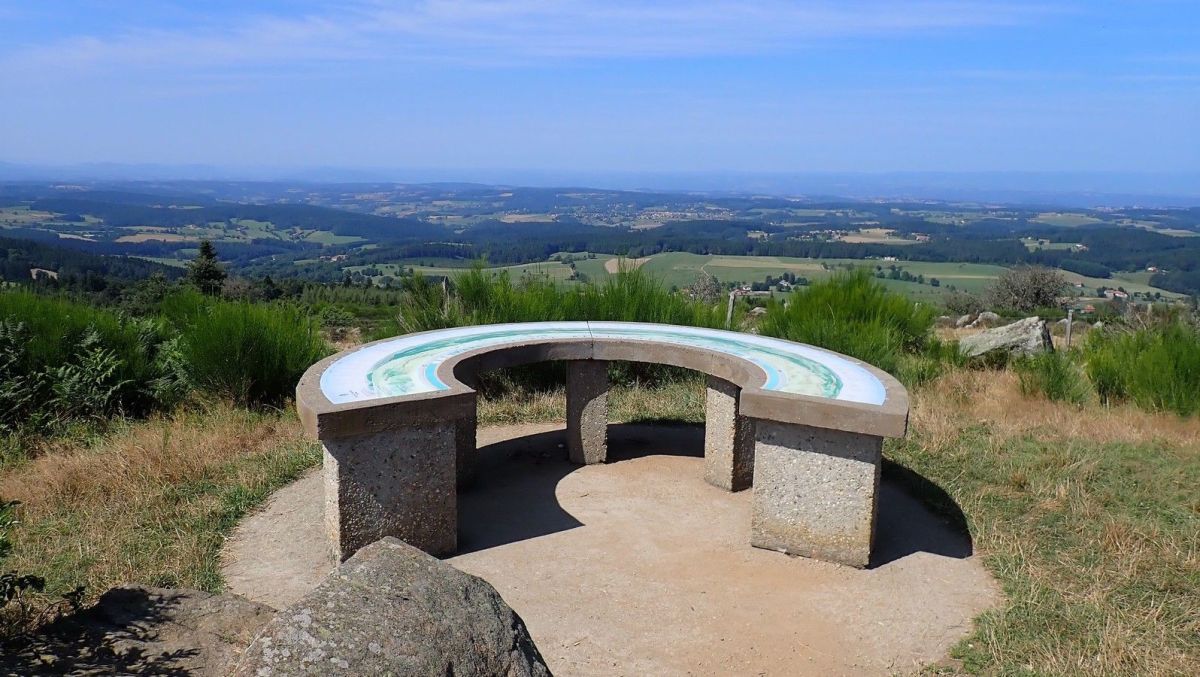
1084, 321, 1200, 416
759, 270, 936, 374
0, 292, 170, 432
384, 266, 723, 336
943, 291, 984, 316
165, 292, 330, 407
574, 269, 723, 327
371, 266, 724, 395
1013, 351, 1091, 405
896, 336, 967, 387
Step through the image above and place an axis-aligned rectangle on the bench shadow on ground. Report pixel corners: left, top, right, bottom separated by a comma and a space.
0, 588, 199, 676
457, 422, 972, 567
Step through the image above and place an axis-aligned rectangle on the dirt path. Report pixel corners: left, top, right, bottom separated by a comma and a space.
223, 423, 1000, 676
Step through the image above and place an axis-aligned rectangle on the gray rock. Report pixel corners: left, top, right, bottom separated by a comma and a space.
749, 306, 768, 316
1, 585, 274, 676
958, 316, 1052, 359
934, 315, 956, 328
977, 311, 1002, 326
954, 314, 974, 328
235, 537, 551, 676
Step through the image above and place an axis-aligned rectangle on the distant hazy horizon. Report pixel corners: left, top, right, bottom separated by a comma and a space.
2, 2, 1197, 179
2, 162, 1198, 208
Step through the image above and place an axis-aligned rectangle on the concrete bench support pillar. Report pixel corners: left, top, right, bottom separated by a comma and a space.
454, 404, 477, 488
750, 420, 882, 568
566, 359, 608, 464
703, 376, 755, 491
322, 422, 457, 562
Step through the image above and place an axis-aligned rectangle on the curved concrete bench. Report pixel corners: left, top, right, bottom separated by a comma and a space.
297, 321, 909, 567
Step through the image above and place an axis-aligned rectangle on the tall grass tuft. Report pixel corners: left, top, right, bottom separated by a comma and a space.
574, 269, 724, 327
1013, 350, 1091, 405
759, 270, 935, 375
164, 291, 330, 407
1084, 321, 1200, 417
371, 266, 724, 397
384, 265, 723, 336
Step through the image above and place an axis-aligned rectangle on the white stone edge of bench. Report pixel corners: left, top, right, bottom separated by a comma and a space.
296, 325, 910, 441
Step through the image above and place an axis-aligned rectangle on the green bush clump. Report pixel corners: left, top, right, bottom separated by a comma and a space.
1084, 321, 1200, 417
164, 292, 330, 407
385, 266, 723, 336
759, 270, 936, 375
573, 269, 724, 327
895, 336, 967, 387
369, 266, 724, 395
1013, 351, 1091, 405
0, 292, 171, 433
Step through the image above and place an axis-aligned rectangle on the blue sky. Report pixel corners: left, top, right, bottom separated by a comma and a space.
1, 1, 1197, 176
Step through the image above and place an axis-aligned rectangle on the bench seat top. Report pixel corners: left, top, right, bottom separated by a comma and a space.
298, 321, 908, 439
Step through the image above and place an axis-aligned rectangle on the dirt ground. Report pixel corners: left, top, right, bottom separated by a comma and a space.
223, 423, 1000, 676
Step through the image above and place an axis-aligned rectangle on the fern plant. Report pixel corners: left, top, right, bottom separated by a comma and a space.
0, 321, 46, 433
49, 329, 133, 424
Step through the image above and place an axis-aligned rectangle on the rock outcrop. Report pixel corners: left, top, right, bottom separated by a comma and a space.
235, 537, 551, 676
974, 311, 1002, 327
958, 316, 1052, 359
0, 586, 274, 676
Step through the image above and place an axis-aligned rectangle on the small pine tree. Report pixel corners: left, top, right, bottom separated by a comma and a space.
188, 240, 226, 296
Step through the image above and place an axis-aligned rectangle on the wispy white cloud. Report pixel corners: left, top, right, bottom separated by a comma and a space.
2, 1, 1062, 75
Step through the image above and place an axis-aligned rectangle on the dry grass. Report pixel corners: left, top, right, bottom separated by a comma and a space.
0, 402, 317, 630
479, 386, 566, 425
478, 379, 706, 426
894, 367, 1200, 675
603, 256, 651, 274
914, 368, 1200, 448
3, 362, 1197, 674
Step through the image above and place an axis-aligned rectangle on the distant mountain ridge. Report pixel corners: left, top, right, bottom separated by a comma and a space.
2, 163, 1198, 208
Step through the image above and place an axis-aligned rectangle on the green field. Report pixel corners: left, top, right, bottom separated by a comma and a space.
569, 253, 1184, 302
1064, 270, 1182, 298
303, 231, 364, 245
347, 260, 576, 283
2, 207, 362, 248
0, 207, 58, 226
130, 255, 188, 268
340, 251, 1182, 303
1021, 237, 1082, 251
570, 256, 611, 280
626, 253, 1005, 295
1033, 212, 1105, 227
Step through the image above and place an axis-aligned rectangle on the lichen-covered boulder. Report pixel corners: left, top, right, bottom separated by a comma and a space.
234, 537, 551, 676
958, 316, 1052, 359
974, 311, 1003, 327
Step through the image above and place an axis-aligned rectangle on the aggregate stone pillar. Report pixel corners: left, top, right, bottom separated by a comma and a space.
322, 422, 457, 562
566, 360, 608, 464
703, 376, 755, 491
750, 420, 882, 568
454, 404, 478, 488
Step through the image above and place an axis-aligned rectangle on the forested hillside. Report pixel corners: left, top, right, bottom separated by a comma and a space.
3, 181, 1199, 296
